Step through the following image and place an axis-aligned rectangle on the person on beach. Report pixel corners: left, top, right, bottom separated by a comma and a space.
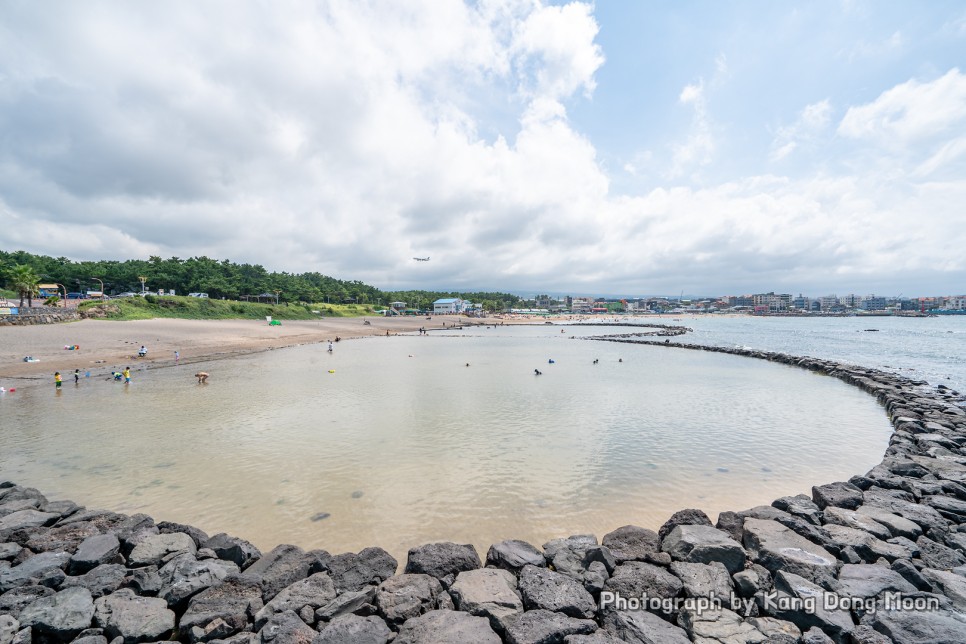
328, 341, 334, 352
123, 367, 131, 383
112, 371, 123, 381
138, 346, 147, 357
195, 372, 209, 384
74, 369, 80, 384
54, 372, 62, 388
175, 350, 180, 362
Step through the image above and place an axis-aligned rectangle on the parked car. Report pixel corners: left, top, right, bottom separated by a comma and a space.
188, 292, 209, 298
66, 292, 86, 299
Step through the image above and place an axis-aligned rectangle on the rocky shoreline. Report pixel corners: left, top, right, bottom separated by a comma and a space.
3, 342, 966, 643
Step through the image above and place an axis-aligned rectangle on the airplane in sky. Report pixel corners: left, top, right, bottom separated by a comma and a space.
413, 257, 430, 261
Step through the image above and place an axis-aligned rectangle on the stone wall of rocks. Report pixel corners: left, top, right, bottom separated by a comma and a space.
0, 308, 80, 327
2, 342, 966, 644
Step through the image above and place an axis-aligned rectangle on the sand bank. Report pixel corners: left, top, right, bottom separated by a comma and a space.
0, 315, 526, 387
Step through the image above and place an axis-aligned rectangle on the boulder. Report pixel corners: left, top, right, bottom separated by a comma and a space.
0, 585, 55, 619
601, 562, 682, 616
319, 548, 397, 593
856, 506, 922, 540
485, 540, 545, 571
602, 609, 690, 644
661, 524, 746, 574
127, 532, 196, 567
92, 589, 175, 644
742, 518, 839, 585
253, 572, 336, 629
126, 565, 162, 595
0, 615, 18, 644
156, 521, 209, 549
404, 543, 480, 586
541, 535, 615, 594
180, 575, 263, 635
678, 606, 767, 643
394, 609, 500, 644
61, 563, 128, 598
374, 573, 447, 626
312, 613, 392, 644
835, 564, 916, 599
732, 564, 772, 599
916, 536, 966, 570
18, 586, 95, 640
601, 526, 660, 564
920, 569, 966, 612
0, 550, 71, 591
255, 610, 314, 644
204, 534, 261, 571
158, 554, 239, 608
497, 609, 597, 644
822, 524, 909, 562
770, 571, 853, 643
0, 510, 60, 534
517, 565, 595, 619
70, 534, 122, 575
745, 616, 801, 641
0, 543, 20, 560
822, 508, 891, 541
861, 606, 966, 644
315, 586, 377, 622
24, 521, 102, 554
772, 495, 823, 525
657, 509, 713, 542
668, 561, 732, 603
449, 567, 523, 622
812, 482, 864, 511
242, 544, 313, 602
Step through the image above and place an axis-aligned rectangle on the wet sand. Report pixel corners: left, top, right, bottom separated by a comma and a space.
0, 315, 523, 388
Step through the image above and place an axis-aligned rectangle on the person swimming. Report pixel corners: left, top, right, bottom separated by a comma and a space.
534, 369, 542, 375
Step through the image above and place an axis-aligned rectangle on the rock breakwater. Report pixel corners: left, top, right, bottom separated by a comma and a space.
2, 342, 966, 643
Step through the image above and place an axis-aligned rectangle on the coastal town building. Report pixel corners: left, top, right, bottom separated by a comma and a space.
433, 298, 466, 314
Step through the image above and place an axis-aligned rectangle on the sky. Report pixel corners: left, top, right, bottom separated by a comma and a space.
1, 1, 964, 297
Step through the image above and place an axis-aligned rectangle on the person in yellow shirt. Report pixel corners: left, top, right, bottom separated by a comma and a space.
123, 367, 131, 383
54, 372, 62, 388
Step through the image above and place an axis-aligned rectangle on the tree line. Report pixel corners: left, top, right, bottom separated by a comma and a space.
0, 250, 521, 311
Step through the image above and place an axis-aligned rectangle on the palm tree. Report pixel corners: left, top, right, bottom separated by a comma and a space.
9, 264, 40, 308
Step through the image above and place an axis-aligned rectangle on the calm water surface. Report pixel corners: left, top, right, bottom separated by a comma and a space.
2, 323, 894, 561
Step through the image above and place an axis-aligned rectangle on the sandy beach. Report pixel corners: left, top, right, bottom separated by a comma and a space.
0, 314, 527, 388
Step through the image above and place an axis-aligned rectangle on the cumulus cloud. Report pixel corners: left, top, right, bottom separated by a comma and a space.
838, 68, 966, 144
0, 2, 963, 295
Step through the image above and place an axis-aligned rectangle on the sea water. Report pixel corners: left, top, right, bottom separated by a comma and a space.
0, 322, 898, 561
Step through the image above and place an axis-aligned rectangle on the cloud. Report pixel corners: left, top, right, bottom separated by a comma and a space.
838, 68, 966, 144
0, 2, 963, 296
668, 80, 714, 179
770, 99, 832, 161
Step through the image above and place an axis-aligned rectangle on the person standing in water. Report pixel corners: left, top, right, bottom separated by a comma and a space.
74, 369, 80, 384
123, 367, 131, 383
54, 372, 62, 388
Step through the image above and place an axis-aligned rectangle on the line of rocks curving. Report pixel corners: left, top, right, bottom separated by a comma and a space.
2, 340, 966, 644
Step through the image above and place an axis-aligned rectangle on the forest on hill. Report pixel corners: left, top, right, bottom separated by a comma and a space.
0, 250, 522, 312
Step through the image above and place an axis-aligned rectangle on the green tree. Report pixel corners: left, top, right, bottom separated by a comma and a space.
8, 264, 40, 308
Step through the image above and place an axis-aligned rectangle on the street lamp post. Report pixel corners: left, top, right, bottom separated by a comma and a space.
138, 276, 147, 295
55, 284, 67, 307
93, 278, 104, 299
274, 290, 281, 305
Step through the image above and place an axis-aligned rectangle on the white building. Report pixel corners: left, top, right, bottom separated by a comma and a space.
433, 298, 466, 314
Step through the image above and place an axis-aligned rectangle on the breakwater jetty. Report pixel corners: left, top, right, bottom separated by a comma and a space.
2, 343, 966, 643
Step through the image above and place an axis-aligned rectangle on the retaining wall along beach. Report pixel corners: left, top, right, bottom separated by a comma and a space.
1, 340, 965, 643
0, 308, 80, 327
